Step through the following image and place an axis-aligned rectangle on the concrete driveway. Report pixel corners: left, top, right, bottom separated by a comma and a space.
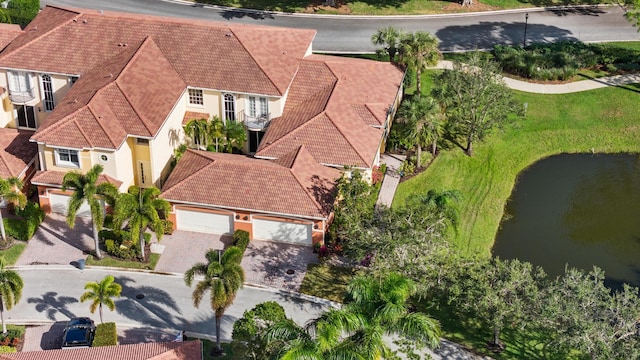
16, 213, 94, 266
153, 230, 230, 274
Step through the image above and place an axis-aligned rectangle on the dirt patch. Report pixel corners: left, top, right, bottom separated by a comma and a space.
303, 0, 352, 14
442, 1, 497, 12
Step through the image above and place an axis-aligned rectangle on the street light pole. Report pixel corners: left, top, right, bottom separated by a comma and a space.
523, 13, 529, 47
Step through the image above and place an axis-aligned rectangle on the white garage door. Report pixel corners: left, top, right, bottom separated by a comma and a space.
176, 209, 233, 234
49, 193, 92, 217
253, 218, 312, 245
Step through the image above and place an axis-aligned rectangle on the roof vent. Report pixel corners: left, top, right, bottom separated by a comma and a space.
82, 19, 88, 24
30, 26, 37, 31
73, 99, 78, 103
123, 43, 127, 47
73, 19, 77, 23
108, 73, 113, 78
100, 10, 104, 15
225, 33, 233, 37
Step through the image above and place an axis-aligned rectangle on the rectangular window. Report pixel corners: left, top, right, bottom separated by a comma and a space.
188, 89, 203, 106
259, 97, 268, 117
136, 138, 149, 145
16, 105, 36, 129
41, 74, 55, 111
56, 148, 80, 168
248, 96, 256, 117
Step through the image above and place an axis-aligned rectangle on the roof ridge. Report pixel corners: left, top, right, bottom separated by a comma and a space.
161, 150, 215, 193
258, 112, 325, 155
87, 102, 118, 148
325, 111, 371, 167
72, 117, 93, 148
230, 28, 283, 96
288, 146, 326, 215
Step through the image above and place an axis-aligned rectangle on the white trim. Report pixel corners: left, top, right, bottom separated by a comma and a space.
40, 74, 55, 112
0, 66, 80, 78
54, 148, 80, 168
222, 93, 236, 122
167, 200, 326, 221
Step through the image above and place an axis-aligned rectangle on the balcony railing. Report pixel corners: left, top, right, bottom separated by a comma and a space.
239, 110, 271, 131
8, 87, 36, 104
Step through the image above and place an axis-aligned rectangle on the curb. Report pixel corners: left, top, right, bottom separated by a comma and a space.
161, 0, 614, 19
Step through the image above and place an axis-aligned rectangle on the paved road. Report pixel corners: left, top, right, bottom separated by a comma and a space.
43, 0, 639, 52
9, 266, 331, 342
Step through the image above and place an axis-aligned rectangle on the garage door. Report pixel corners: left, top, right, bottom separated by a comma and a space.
176, 209, 233, 234
49, 193, 92, 217
253, 218, 312, 245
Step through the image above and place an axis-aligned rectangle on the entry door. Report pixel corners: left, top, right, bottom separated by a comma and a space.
249, 131, 265, 153
16, 105, 36, 129
137, 161, 152, 187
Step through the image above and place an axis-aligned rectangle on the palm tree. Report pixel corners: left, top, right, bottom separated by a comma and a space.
79, 275, 122, 324
184, 118, 209, 150
0, 258, 22, 334
113, 186, 170, 261
207, 116, 225, 152
184, 247, 244, 354
371, 26, 403, 62
0, 177, 26, 242
399, 31, 441, 95
397, 95, 445, 168
223, 120, 246, 153
62, 165, 119, 259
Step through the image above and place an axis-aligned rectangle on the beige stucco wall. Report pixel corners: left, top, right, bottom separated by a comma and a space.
150, 91, 187, 188
185, 89, 220, 120
41, 145, 92, 172
35, 73, 73, 127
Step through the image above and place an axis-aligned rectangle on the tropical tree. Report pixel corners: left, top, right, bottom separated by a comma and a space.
207, 116, 225, 152
184, 118, 209, 150
432, 53, 522, 156
406, 189, 461, 230
184, 247, 244, 355
399, 31, 441, 95
231, 301, 291, 360
0, 177, 26, 242
62, 165, 119, 259
0, 258, 22, 334
113, 186, 170, 261
79, 275, 122, 324
371, 26, 404, 62
396, 95, 445, 168
223, 120, 246, 153
623, 0, 640, 30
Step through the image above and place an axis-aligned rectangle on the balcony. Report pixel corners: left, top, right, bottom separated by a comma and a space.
8, 87, 36, 104
239, 110, 271, 131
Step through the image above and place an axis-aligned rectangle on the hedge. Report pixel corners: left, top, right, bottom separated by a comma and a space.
232, 230, 250, 252
0, 346, 16, 353
3, 202, 45, 240
92, 322, 117, 347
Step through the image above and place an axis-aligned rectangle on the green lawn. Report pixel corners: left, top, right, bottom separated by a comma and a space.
188, 338, 234, 360
299, 263, 354, 302
0, 242, 26, 266
85, 253, 160, 270
394, 74, 640, 258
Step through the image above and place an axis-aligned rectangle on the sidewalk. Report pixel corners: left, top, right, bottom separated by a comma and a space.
376, 153, 406, 209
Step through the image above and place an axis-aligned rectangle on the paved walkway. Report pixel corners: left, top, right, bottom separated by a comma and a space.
434, 60, 640, 94
376, 153, 406, 209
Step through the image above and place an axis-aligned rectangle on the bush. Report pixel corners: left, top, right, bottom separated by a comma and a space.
161, 220, 174, 235
232, 230, 250, 252
92, 322, 117, 347
0, 346, 16, 353
0, 325, 24, 349
99, 230, 140, 260
4, 202, 45, 240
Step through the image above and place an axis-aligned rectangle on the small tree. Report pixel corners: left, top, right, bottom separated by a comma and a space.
371, 26, 404, 62
396, 95, 445, 168
62, 165, 119, 259
185, 247, 244, 355
113, 186, 170, 261
231, 301, 288, 360
207, 116, 225, 152
399, 31, 441, 95
223, 120, 246, 153
0, 258, 22, 334
80, 275, 122, 324
0, 177, 26, 241
184, 118, 209, 150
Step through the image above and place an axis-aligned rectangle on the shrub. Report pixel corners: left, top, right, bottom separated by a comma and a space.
0, 346, 16, 353
371, 165, 384, 185
4, 202, 45, 240
92, 322, 117, 347
105, 239, 115, 253
161, 220, 174, 235
232, 230, 250, 252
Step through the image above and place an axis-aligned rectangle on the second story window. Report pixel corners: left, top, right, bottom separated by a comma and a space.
7, 71, 34, 103
188, 89, 203, 106
69, 76, 79, 86
55, 148, 80, 168
41, 74, 55, 111
224, 93, 236, 122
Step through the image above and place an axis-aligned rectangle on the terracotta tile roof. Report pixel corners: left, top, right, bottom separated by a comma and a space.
30, 170, 123, 188
0, 6, 315, 96
161, 148, 339, 219
0, 340, 201, 360
0, 129, 37, 178
182, 111, 209, 125
31, 36, 185, 149
256, 55, 403, 168
0, 23, 22, 51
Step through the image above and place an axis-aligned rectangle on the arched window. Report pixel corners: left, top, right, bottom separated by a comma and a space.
41, 74, 55, 111
224, 94, 236, 122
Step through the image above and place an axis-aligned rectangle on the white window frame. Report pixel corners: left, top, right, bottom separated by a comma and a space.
40, 74, 55, 112
188, 88, 204, 106
259, 97, 268, 117
248, 96, 257, 117
223, 93, 236, 122
7, 71, 31, 94
55, 148, 80, 168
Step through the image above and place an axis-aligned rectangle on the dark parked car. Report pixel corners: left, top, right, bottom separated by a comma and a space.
61, 317, 96, 348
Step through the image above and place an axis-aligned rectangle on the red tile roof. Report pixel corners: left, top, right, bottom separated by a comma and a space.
0, 340, 201, 360
256, 55, 403, 168
31, 36, 186, 149
182, 111, 209, 125
0, 23, 22, 51
0, 129, 37, 178
161, 148, 339, 219
31, 170, 123, 188
0, 6, 315, 96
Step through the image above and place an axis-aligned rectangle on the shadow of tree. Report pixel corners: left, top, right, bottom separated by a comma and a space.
220, 9, 276, 20
27, 292, 79, 321
119, 327, 176, 345
114, 276, 182, 329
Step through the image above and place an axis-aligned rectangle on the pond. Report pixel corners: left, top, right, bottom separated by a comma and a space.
492, 153, 640, 288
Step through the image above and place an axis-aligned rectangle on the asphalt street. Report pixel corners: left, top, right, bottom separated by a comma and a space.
9, 267, 330, 342
43, 0, 639, 52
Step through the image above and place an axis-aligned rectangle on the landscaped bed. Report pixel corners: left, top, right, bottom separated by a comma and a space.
85, 253, 160, 270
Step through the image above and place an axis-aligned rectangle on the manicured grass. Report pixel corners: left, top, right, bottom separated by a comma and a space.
299, 263, 354, 302
85, 253, 160, 270
0, 242, 26, 266
394, 72, 640, 258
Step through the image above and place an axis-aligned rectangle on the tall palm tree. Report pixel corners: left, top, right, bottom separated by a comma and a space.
62, 165, 119, 259
223, 120, 246, 153
397, 95, 445, 168
79, 275, 122, 324
371, 26, 403, 62
184, 118, 209, 150
0, 177, 26, 242
113, 186, 170, 261
0, 258, 22, 334
399, 31, 441, 95
185, 247, 244, 354
207, 116, 225, 152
